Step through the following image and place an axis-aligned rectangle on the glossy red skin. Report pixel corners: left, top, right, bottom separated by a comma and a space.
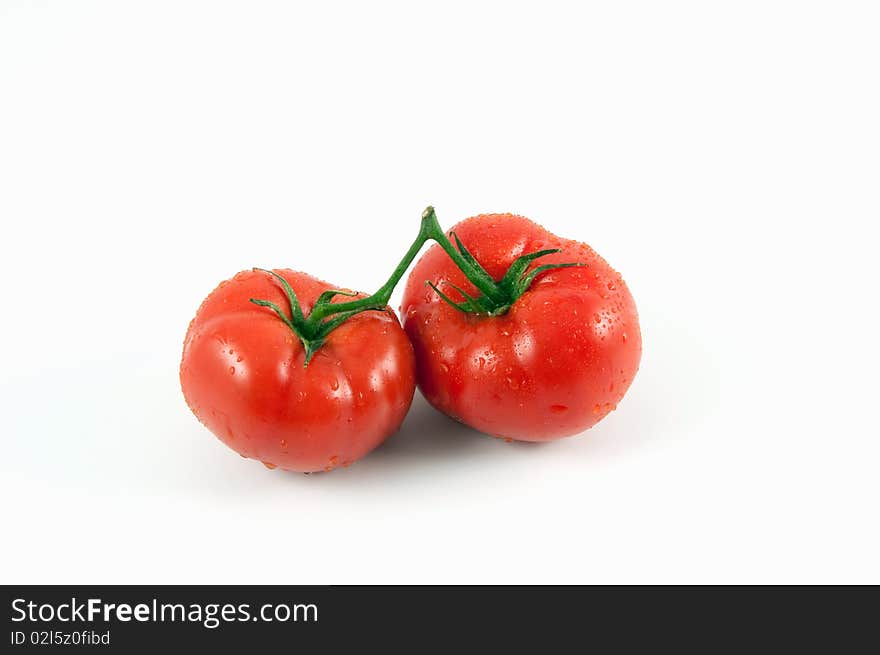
181, 269, 416, 472
401, 214, 641, 441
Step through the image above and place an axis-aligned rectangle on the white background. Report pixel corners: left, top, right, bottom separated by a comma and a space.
1, 1, 878, 584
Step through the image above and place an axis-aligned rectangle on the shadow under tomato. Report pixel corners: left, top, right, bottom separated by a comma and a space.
372, 396, 550, 473
371, 393, 500, 460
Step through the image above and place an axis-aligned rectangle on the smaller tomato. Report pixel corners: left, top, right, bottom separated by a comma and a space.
180, 269, 416, 473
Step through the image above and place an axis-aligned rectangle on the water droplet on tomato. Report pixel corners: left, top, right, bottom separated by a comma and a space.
279, 439, 287, 448
329, 455, 339, 465
229, 366, 235, 375
236, 356, 243, 362
550, 404, 568, 414
592, 404, 601, 415
330, 379, 339, 391
440, 363, 449, 374
506, 377, 520, 390
262, 462, 277, 470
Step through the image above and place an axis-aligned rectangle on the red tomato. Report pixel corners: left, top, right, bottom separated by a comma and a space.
401, 214, 641, 441
180, 269, 416, 472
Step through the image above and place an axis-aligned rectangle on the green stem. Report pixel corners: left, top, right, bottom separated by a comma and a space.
251, 207, 442, 364
303, 208, 437, 329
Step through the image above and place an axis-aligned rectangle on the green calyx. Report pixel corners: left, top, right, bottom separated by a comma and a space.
420, 207, 584, 316
249, 206, 583, 365
249, 270, 370, 365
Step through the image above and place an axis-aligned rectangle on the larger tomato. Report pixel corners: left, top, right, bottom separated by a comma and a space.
181, 269, 416, 472
401, 213, 641, 441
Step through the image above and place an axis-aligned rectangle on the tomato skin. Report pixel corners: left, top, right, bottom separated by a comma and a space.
401, 214, 641, 441
181, 269, 416, 472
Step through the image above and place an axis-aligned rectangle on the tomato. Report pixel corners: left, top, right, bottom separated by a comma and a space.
401, 213, 641, 441
180, 269, 416, 472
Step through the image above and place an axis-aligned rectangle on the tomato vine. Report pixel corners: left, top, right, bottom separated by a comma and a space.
250, 206, 583, 364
